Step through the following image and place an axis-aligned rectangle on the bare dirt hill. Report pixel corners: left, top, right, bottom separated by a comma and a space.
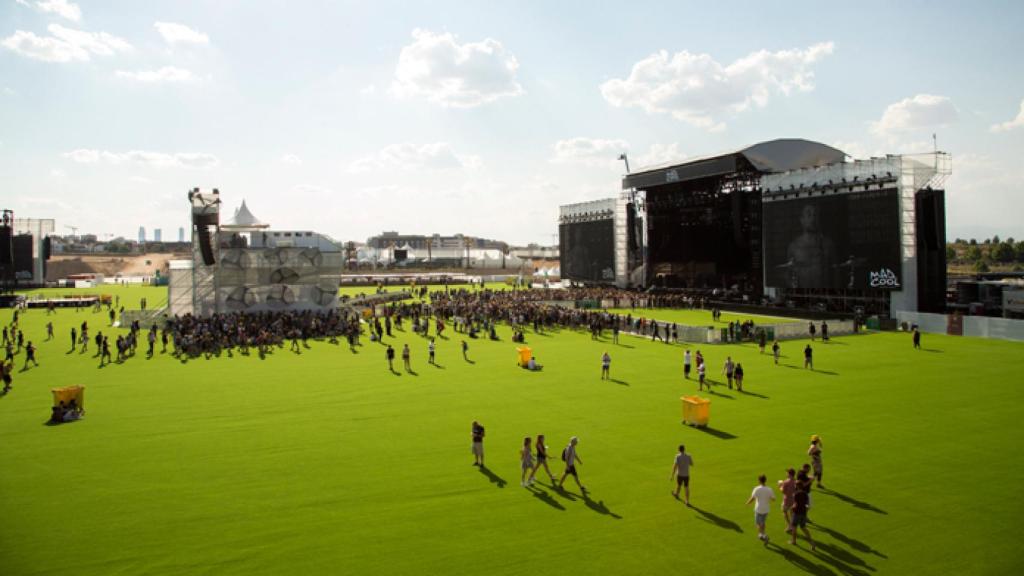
47, 253, 189, 281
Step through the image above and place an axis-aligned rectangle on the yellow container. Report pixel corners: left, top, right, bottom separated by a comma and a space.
52, 385, 85, 410
682, 395, 710, 427
516, 346, 533, 367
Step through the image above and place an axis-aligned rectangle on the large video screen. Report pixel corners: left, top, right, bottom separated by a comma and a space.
560, 219, 615, 283
764, 189, 901, 290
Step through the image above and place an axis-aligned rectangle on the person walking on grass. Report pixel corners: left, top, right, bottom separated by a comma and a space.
46, 322, 54, 341
772, 340, 780, 365
520, 437, 535, 486
684, 349, 692, 379
697, 360, 707, 392
808, 436, 823, 488
529, 434, 557, 485
746, 474, 775, 543
601, 351, 611, 380
723, 356, 735, 389
402, 343, 411, 371
428, 338, 436, 364
913, 327, 921, 349
790, 483, 815, 550
559, 436, 585, 493
386, 344, 395, 372
778, 468, 796, 531
804, 344, 813, 370
461, 339, 469, 361
670, 444, 694, 505
23, 341, 38, 369
734, 363, 744, 392
759, 330, 767, 354
471, 420, 485, 467
808, 321, 816, 341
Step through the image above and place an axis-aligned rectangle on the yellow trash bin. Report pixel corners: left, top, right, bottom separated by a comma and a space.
681, 395, 710, 427
516, 346, 533, 367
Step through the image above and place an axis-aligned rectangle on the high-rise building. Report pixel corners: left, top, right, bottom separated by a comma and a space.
138, 226, 146, 243
178, 227, 185, 242
154, 228, 162, 242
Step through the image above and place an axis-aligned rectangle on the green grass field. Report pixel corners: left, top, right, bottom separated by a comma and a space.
2, 288, 1023, 575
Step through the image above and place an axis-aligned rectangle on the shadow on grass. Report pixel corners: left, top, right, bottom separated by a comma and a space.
526, 485, 565, 510
583, 492, 622, 519
815, 370, 839, 376
478, 465, 507, 488
706, 389, 735, 400
690, 505, 742, 533
431, 363, 446, 369
737, 389, 769, 399
811, 524, 887, 559
693, 426, 738, 440
609, 378, 629, 386
812, 542, 875, 575
765, 541, 836, 576
407, 369, 419, 376
921, 348, 943, 353
816, 487, 887, 515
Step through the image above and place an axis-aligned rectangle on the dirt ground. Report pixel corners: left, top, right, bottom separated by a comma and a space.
46, 252, 189, 281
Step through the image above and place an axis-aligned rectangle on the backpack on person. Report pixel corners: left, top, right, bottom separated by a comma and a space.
561, 447, 569, 462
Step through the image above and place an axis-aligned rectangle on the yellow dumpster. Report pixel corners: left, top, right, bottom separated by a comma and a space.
516, 346, 533, 367
682, 395, 710, 427
52, 385, 85, 409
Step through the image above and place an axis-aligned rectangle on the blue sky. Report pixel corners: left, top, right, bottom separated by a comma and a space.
2, 0, 1022, 244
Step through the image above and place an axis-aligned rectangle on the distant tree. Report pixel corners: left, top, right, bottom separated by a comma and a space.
993, 242, 1015, 263
966, 245, 982, 261
974, 260, 990, 273
1007, 237, 1015, 245
954, 238, 965, 244
969, 238, 977, 245
1016, 241, 1024, 263
992, 235, 1001, 244
983, 238, 991, 245
946, 245, 957, 261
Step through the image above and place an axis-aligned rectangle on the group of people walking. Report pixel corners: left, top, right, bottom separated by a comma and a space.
473, 422, 588, 493
743, 435, 824, 548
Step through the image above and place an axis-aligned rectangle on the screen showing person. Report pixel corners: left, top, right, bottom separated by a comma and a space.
786, 203, 837, 288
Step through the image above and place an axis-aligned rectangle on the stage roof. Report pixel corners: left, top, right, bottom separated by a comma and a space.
622, 138, 847, 190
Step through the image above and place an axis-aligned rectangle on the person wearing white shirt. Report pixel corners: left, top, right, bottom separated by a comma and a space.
745, 474, 776, 543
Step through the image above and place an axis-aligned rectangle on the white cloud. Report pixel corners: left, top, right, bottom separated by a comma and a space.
550, 137, 629, 167
870, 94, 958, 135
1, 24, 131, 63
635, 143, 685, 168
63, 149, 220, 169
280, 154, 302, 165
391, 29, 524, 108
601, 42, 834, 131
990, 98, 1024, 133
360, 84, 377, 96
348, 142, 481, 173
116, 66, 196, 83
36, 0, 80, 21
14, 0, 31, 7
154, 22, 209, 45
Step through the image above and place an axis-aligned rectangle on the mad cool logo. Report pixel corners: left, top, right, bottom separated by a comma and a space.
869, 268, 900, 288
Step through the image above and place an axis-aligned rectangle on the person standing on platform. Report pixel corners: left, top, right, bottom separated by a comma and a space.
746, 474, 775, 543
670, 444, 694, 505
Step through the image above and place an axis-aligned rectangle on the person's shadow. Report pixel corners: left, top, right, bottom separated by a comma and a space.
690, 505, 743, 532
764, 541, 834, 576
527, 485, 565, 510
478, 465, 506, 488
582, 492, 622, 519
817, 487, 887, 515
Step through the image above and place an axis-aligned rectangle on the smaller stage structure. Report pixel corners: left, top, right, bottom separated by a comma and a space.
169, 189, 344, 317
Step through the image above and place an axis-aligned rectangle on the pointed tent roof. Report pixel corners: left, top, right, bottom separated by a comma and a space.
223, 199, 269, 229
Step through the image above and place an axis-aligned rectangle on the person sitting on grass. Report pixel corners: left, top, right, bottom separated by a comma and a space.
526, 356, 541, 371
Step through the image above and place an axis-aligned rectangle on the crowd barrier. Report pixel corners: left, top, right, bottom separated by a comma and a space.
893, 311, 1024, 342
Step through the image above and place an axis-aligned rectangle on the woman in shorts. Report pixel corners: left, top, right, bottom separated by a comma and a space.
530, 434, 556, 484
808, 436, 823, 487
520, 437, 535, 486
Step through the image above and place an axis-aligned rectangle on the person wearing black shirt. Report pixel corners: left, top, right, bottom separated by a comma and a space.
471, 421, 485, 466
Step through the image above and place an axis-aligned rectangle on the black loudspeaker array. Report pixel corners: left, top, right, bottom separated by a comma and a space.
915, 189, 947, 313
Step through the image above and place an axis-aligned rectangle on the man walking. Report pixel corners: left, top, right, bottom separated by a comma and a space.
386, 344, 395, 371
601, 351, 611, 380
461, 339, 469, 361
772, 340, 780, 365
913, 327, 921, 349
559, 436, 585, 493
669, 444, 694, 505
804, 344, 813, 370
745, 474, 775, 543
808, 321, 816, 341
471, 420, 485, 467
428, 338, 436, 364
402, 343, 411, 371
684, 349, 692, 379
790, 482, 815, 550
23, 341, 38, 369
723, 356, 735, 389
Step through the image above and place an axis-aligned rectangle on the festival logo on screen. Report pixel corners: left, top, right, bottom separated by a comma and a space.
868, 268, 900, 288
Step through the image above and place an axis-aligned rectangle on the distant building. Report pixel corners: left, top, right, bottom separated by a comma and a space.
179, 227, 185, 242
154, 228, 162, 242
367, 231, 508, 251
138, 226, 146, 243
